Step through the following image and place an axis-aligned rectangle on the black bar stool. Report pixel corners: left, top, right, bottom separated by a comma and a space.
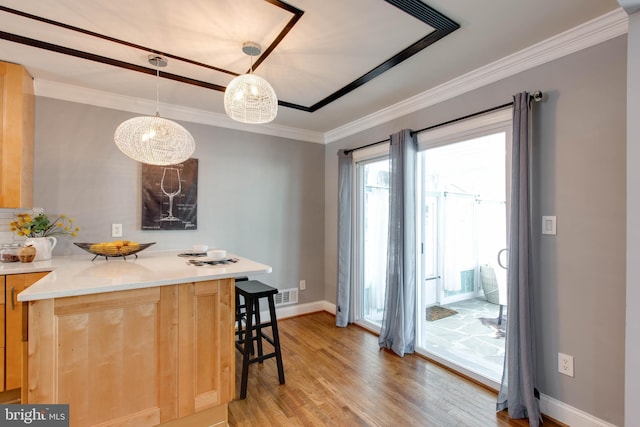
234, 277, 249, 344
234, 280, 285, 399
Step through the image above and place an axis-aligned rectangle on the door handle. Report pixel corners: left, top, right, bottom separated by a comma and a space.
11, 286, 15, 310
497, 248, 508, 269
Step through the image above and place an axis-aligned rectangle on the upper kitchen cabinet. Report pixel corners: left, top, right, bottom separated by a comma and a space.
0, 61, 34, 209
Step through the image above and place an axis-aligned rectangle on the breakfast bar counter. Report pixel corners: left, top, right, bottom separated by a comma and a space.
14, 251, 271, 427
16, 250, 271, 302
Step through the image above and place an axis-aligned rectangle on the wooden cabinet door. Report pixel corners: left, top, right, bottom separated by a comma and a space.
0, 61, 35, 208
28, 279, 235, 426
177, 279, 235, 417
29, 286, 179, 426
0, 275, 5, 393
5, 272, 48, 391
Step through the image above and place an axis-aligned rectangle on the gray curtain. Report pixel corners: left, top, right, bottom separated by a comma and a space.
378, 129, 417, 356
497, 92, 541, 426
336, 149, 353, 327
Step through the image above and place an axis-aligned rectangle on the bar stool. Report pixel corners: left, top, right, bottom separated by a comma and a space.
234, 280, 285, 399
234, 277, 249, 344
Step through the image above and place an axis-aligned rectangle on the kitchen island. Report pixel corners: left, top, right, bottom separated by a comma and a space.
17, 251, 271, 427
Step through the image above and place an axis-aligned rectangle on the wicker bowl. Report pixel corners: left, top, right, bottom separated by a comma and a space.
74, 242, 155, 259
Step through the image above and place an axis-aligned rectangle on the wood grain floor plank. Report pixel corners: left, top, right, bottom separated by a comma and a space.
228, 312, 564, 427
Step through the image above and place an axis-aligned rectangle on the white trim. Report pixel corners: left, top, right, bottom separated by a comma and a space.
415, 347, 501, 390
416, 107, 512, 150
324, 8, 628, 143
266, 300, 335, 321
351, 142, 390, 161
34, 80, 325, 144
269, 300, 620, 427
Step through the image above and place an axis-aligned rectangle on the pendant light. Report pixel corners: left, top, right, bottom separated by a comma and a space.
114, 55, 195, 165
224, 42, 278, 124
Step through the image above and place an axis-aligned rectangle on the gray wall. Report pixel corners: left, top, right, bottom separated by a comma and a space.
626, 8, 640, 427
33, 97, 325, 304
324, 37, 626, 425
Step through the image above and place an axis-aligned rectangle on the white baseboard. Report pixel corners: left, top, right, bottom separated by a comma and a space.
271, 300, 335, 320
540, 393, 618, 427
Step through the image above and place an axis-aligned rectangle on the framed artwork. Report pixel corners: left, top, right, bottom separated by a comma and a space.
141, 158, 198, 230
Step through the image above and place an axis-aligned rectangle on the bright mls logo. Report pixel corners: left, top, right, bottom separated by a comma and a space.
0, 405, 69, 426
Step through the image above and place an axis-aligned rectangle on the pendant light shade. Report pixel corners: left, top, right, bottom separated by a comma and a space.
224, 42, 278, 124
114, 55, 195, 165
114, 115, 195, 166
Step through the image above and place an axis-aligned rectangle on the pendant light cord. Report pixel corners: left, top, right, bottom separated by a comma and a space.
155, 60, 160, 116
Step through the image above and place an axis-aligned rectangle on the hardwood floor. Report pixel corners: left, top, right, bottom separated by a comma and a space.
228, 311, 563, 427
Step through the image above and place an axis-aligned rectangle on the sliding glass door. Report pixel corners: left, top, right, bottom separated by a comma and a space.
350, 109, 511, 386
354, 153, 389, 331
415, 110, 511, 385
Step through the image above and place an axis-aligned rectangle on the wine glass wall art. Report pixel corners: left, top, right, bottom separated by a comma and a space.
142, 158, 198, 230
160, 167, 181, 222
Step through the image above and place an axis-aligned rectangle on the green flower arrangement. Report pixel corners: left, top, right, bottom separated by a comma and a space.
10, 213, 80, 238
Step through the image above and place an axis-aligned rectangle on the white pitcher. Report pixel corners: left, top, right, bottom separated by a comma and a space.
24, 236, 57, 261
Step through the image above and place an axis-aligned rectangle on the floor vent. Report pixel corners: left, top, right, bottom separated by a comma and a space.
274, 288, 298, 306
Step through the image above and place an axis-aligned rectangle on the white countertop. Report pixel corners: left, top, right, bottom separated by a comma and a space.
9, 250, 272, 302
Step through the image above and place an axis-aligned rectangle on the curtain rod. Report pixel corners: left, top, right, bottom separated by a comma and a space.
343, 91, 543, 155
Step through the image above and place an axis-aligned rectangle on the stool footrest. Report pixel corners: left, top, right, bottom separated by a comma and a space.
247, 352, 277, 364
235, 331, 277, 352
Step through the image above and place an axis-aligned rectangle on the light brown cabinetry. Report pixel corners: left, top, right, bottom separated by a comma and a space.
0, 61, 35, 208
178, 280, 234, 416
28, 278, 235, 427
0, 276, 4, 393
5, 272, 48, 393
0, 272, 48, 397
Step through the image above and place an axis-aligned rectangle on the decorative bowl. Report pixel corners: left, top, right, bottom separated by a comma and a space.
74, 242, 155, 260
192, 244, 208, 253
206, 249, 227, 260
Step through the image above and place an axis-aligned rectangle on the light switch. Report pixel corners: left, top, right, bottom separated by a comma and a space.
542, 216, 556, 235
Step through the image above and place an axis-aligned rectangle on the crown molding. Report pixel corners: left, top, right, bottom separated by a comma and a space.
33, 80, 325, 144
324, 7, 629, 144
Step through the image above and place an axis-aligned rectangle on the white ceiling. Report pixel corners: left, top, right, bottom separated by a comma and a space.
0, 0, 623, 142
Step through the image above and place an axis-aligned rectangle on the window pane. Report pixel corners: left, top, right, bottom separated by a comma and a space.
362, 159, 389, 325
418, 131, 507, 384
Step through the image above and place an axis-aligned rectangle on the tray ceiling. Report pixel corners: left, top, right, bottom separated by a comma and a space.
0, 0, 622, 136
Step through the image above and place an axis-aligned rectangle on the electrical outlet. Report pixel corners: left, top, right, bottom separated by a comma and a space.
558, 352, 574, 377
299, 280, 306, 291
111, 223, 123, 238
